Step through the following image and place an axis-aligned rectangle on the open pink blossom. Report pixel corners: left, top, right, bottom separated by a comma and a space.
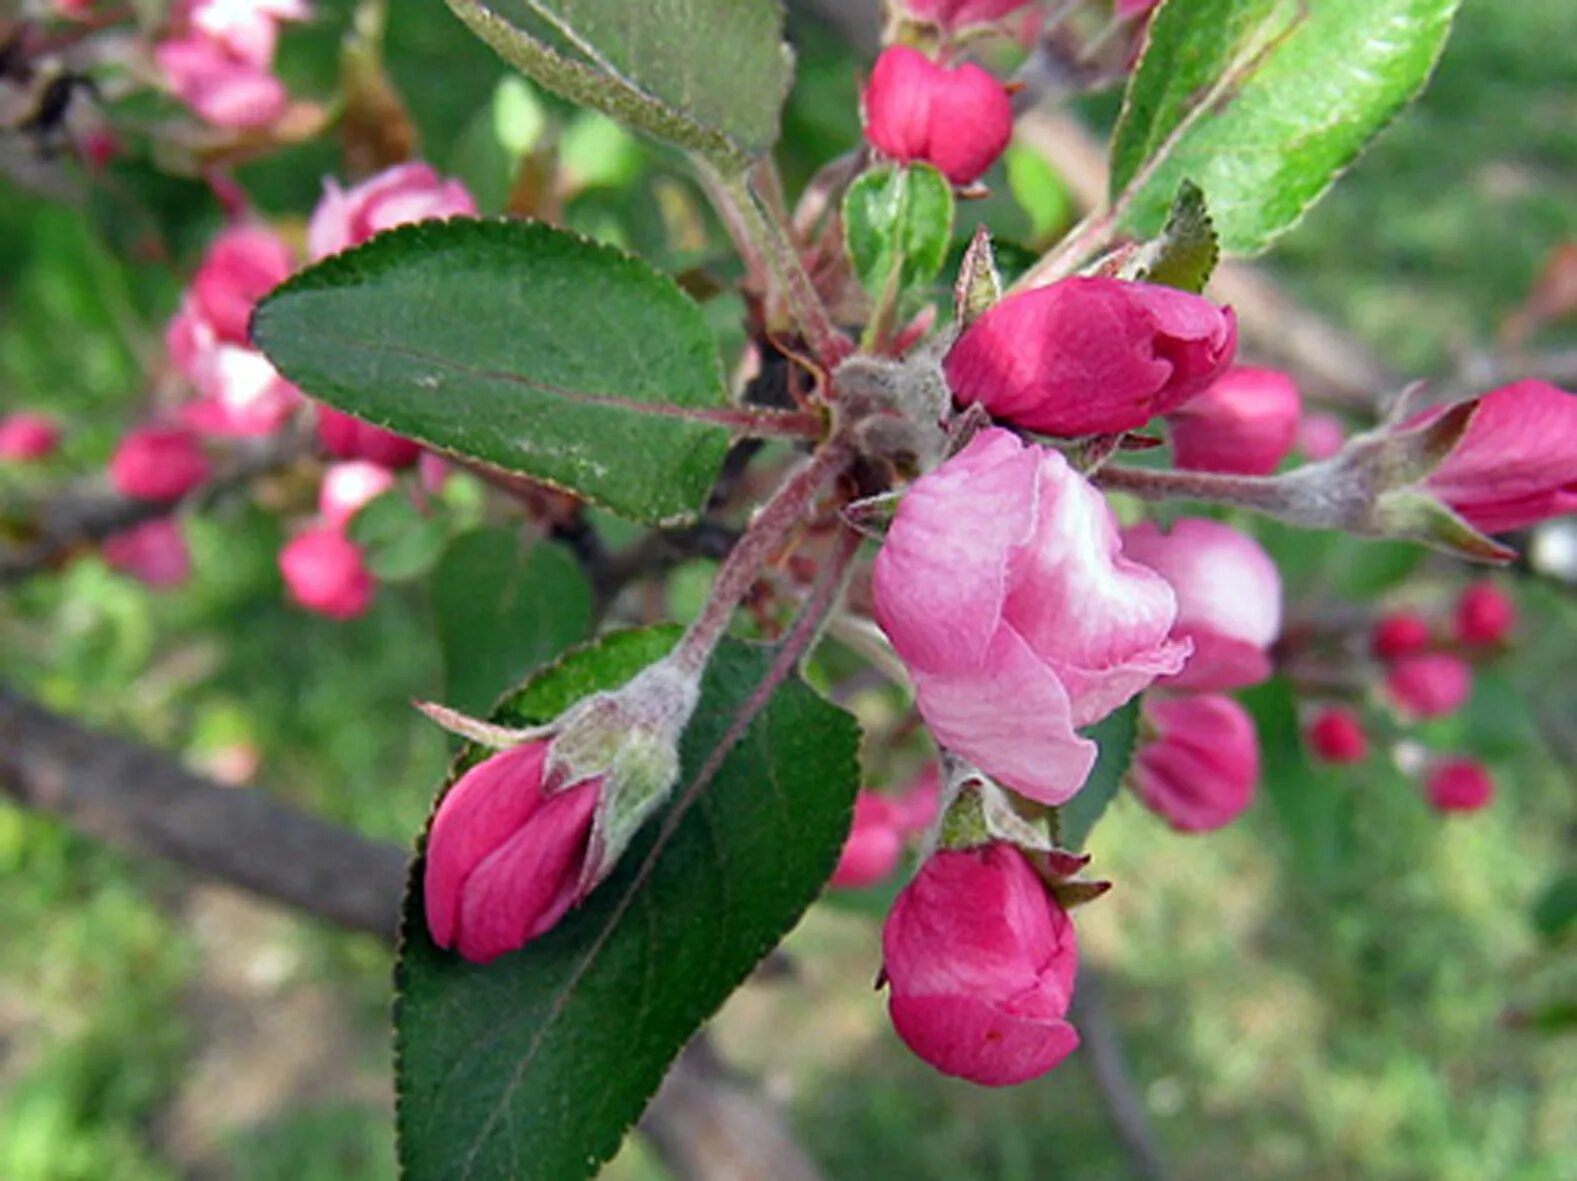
831, 792, 906, 889
1385, 652, 1472, 719
1417, 380, 1577, 533
319, 461, 397, 529
945, 278, 1236, 437
278, 524, 374, 619
0, 413, 60, 461
103, 518, 192, 588
874, 429, 1186, 804
882, 843, 1079, 1086
1423, 757, 1494, 814
1166, 366, 1301, 475
1454, 580, 1515, 647
307, 162, 478, 261
902, 0, 1033, 31
1120, 518, 1280, 691
109, 426, 212, 501
178, 342, 302, 438
423, 741, 602, 963
1306, 706, 1368, 765
1132, 694, 1258, 832
862, 46, 1014, 186
155, 30, 289, 129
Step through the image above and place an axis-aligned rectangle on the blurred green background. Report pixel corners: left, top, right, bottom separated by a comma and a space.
2, 1, 1575, 1179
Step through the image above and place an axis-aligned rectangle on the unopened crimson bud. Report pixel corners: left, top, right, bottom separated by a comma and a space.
188, 225, 293, 345
0, 413, 60, 461
1413, 380, 1577, 533
1371, 609, 1433, 661
882, 842, 1079, 1086
874, 428, 1187, 805
1166, 366, 1300, 476
1131, 693, 1259, 832
307, 161, 478, 261
278, 524, 374, 619
1121, 518, 1281, 692
1454, 580, 1516, 647
315, 405, 423, 469
424, 741, 601, 963
945, 278, 1236, 437
110, 426, 212, 501
103, 518, 192, 588
831, 792, 905, 889
1423, 757, 1494, 813
1306, 705, 1368, 765
1385, 652, 1472, 720
862, 46, 1013, 186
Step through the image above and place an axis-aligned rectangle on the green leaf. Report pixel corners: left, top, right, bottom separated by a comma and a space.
253, 219, 736, 526
1059, 701, 1138, 851
1532, 872, 1577, 943
395, 629, 861, 1181
1122, 180, 1219, 294
1111, 0, 1462, 255
445, 0, 793, 172
1241, 679, 1350, 883
432, 529, 595, 716
347, 491, 450, 583
843, 164, 956, 303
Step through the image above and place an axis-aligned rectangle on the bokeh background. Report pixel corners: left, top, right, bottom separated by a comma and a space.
2, 1, 1574, 1178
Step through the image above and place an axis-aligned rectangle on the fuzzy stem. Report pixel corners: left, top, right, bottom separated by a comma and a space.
1093, 464, 1306, 517
670, 439, 855, 676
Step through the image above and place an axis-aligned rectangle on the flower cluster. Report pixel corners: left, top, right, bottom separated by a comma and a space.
155, 0, 311, 130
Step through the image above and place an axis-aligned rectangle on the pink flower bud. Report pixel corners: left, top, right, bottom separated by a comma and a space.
423, 741, 602, 963
103, 518, 191, 588
1423, 757, 1494, 814
874, 428, 1187, 805
1385, 652, 1472, 720
882, 843, 1079, 1086
862, 46, 1014, 186
307, 162, 478, 261
945, 278, 1237, 437
278, 525, 374, 619
1453, 580, 1515, 647
895, 766, 942, 836
319, 461, 397, 529
0, 413, 60, 461
1132, 693, 1258, 832
1296, 410, 1346, 461
315, 405, 422, 469
901, 0, 1033, 31
1418, 381, 1577, 533
1306, 705, 1368, 765
1121, 518, 1281, 691
155, 32, 290, 129
1371, 610, 1433, 661
188, 225, 293, 345
1166, 366, 1300, 475
109, 426, 211, 501
831, 792, 906, 889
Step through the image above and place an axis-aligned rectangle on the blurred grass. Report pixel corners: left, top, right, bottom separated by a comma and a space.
2, 0, 1575, 1177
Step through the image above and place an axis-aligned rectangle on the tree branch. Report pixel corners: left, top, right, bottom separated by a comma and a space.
0, 682, 826, 1181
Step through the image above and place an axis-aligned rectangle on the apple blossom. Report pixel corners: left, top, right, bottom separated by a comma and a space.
103, 518, 192, 588
1385, 652, 1472, 719
874, 428, 1187, 804
831, 792, 906, 889
1132, 694, 1259, 832
862, 46, 1014, 186
901, 0, 1034, 31
1371, 610, 1433, 661
945, 278, 1237, 437
1166, 366, 1301, 476
319, 461, 398, 529
0, 413, 60, 462
1120, 518, 1281, 691
278, 524, 375, 619
882, 843, 1079, 1086
1423, 757, 1494, 814
307, 162, 479, 261
1306, 705, 1369, 765
109, 426, 212, 502
1454, 580, 1515, 647
315, 406, 423, 469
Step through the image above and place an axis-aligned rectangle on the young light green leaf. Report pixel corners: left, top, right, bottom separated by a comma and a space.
1058, 701, 1138, 851
432, 529, 594, 716
395, 628, 861, 1181
445, 0, 793, 172
253, 219, 738, 526
1121, 180, 1220, 294
1111, 0, 1462, 255
843, 164, 956, 304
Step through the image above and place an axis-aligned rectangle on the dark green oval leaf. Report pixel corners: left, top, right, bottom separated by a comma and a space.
253, 219, 736, 525
446, 0, 793, 171
1111, 0, 1461, 255
432, 529, 595, 716
394, 628, 861, 1181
